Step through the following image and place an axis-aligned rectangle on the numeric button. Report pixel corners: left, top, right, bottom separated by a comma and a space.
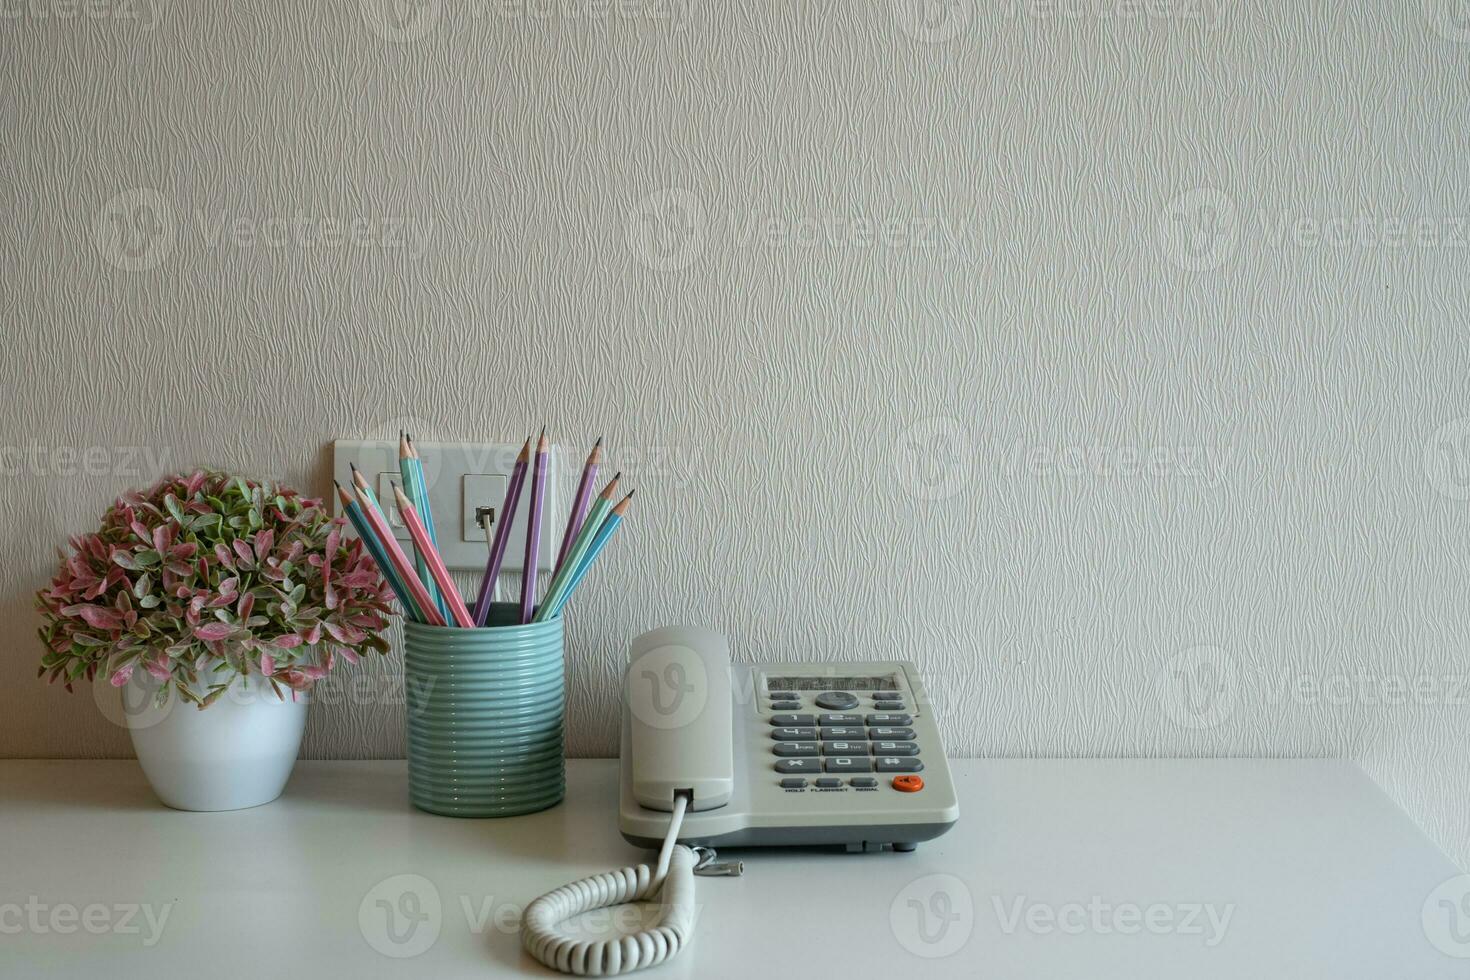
871, 741, 919, 756
823, 756, 873, 773
770, 714, 815, 727
867, 727, 915, 740
771, 727, 818, 741
818, 713, 863, 726
772, 742, 818, 757
820, 727, 864, 739
821, 741, 869, 755
866, 713, 912, 726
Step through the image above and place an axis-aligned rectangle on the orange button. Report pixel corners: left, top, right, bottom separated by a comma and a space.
891, 775, 924, 792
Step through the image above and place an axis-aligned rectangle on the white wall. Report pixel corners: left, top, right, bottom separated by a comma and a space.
2, 1, 1468, 866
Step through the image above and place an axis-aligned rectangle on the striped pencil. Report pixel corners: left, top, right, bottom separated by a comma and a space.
539, 491, 633, 621
472, 438, 530, 625
533, 473, 620, 621
553, 437, 602, 575
519, 429, 550, 624
336, 482, 424, 622
392, 484, 475, 627
351, 476, 446, 627
400, 433, 449, 621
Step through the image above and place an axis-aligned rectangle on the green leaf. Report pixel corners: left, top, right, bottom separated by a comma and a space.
163, 493, 186, 524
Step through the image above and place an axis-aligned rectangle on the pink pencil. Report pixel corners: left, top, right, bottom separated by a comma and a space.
393, 484, 475, 627
352, 482, 446, 627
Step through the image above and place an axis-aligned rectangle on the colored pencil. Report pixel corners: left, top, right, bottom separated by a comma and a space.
538, 491, 633, 621
400, 433, 449, 621
336, 482, 424, 622
393, 484, 475, 627
472, 438, 530, 626
520, 429, 550, 624
533, 472, 620, 620
351, 476, 446, 627
553, 437, 602, 575
479, 510, 503, 607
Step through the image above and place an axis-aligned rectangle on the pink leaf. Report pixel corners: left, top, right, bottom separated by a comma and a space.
232, 539, 255, 566
260, 652, 275, 676
62, 604, 124, 630
254, 528, 274, 563
144, 659, 171, 681
272, 634, 303, 649
110, 665, 134, 687
193, 622, 234, 642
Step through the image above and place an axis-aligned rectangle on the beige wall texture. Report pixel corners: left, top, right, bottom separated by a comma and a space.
2, 1, 1469, 865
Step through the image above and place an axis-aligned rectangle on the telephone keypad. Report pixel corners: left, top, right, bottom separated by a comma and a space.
766, 683, 928, 789
773, 742, 819, 757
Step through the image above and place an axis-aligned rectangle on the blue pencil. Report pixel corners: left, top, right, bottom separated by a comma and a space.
336, 482, 424, 622
540, 490, 632, 621
402, 433, 450, 621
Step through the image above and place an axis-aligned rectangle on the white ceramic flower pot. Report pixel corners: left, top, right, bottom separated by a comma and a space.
122, 666, 308, 811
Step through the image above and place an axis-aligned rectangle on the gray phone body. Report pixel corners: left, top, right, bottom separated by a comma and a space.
618, 627, 959, 852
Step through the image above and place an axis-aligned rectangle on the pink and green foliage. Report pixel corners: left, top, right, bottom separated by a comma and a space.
36, 470, 395, 708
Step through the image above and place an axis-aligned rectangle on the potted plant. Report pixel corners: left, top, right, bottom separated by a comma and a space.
35, 470, 395, 811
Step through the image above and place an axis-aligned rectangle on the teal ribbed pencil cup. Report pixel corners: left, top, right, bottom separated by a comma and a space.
403, 603, 565, 817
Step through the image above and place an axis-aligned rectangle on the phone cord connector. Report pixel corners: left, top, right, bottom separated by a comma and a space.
523, 793, 713, 975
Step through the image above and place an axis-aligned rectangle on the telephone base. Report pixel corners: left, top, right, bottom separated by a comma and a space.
620, 818, 955, 853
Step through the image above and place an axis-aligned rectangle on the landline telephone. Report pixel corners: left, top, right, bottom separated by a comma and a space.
522, 626, 958, 975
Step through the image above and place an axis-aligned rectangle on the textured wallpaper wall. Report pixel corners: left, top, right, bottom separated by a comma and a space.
2, 1, 1468, 865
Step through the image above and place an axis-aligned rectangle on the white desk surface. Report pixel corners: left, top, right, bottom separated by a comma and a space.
0, 759, 1463, 978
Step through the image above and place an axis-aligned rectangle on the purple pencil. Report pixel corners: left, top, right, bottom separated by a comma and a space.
472, 438, 530, 626
553, 437, 602, 575
520, 430, 550, 624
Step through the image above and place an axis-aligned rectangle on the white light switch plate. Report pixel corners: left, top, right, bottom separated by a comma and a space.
331, 440, 561, 573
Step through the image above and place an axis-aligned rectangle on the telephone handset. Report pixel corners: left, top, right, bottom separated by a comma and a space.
625, 625, 734, 811
523, 626, 958, 975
